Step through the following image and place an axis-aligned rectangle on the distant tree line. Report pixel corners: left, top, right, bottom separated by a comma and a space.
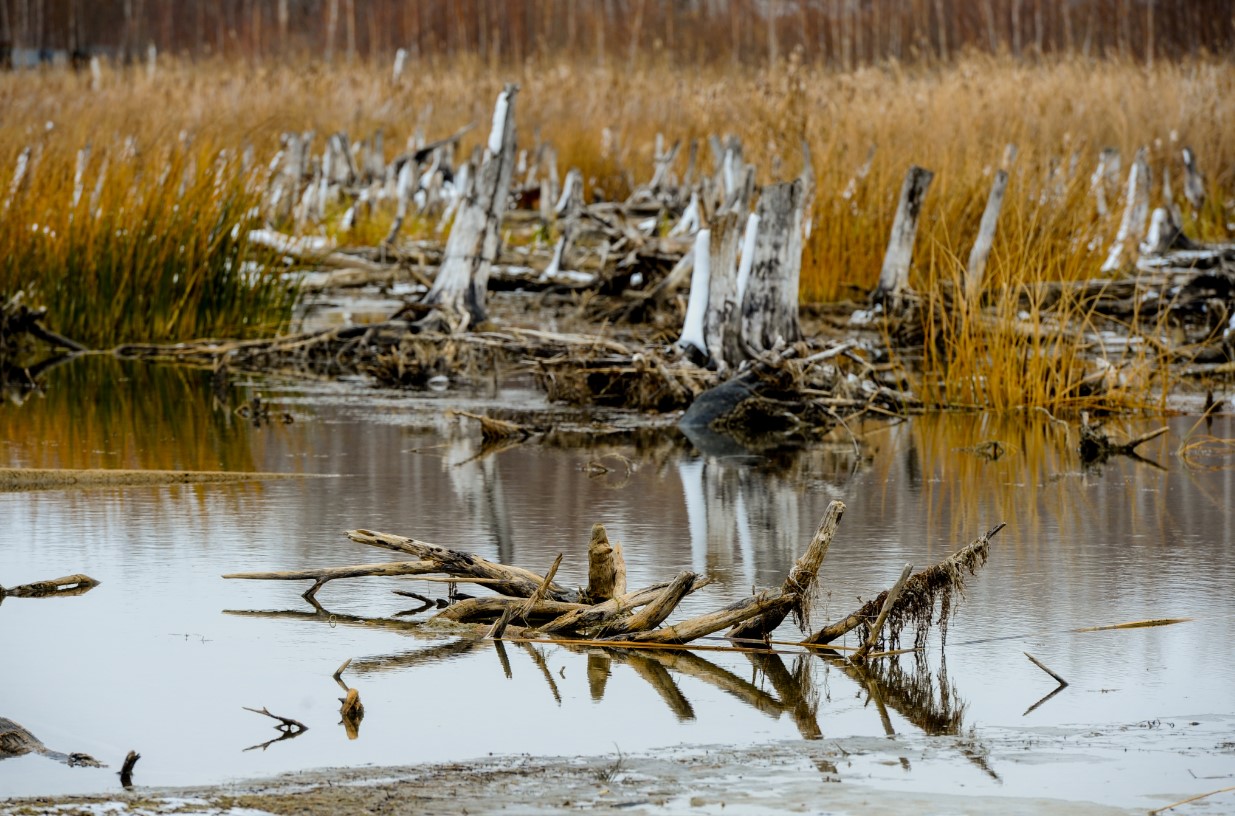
1, 0, 1230, 67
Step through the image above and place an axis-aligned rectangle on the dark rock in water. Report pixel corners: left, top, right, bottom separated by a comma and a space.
679, 365, 829, 452
679, 371, 761, 431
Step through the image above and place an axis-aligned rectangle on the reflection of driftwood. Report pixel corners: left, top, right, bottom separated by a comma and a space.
1022, 652, 1070, 716
1, 468, 317, 492
748, 652, 821, 739
806, 523, 1004, 648
0, 574, 99, 599
623, 651, 695, 720
1078, 415, 1168, 465
243, 706, 308, 752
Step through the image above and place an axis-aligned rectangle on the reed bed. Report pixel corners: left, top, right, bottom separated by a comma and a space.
2, 53, 1231, 410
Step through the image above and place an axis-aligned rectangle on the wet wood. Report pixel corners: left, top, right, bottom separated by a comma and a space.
489, 553, 564, 638
1074, 617, 1192, 632
433, 596, 584, 625
119, 750, 140, 788
1024, 652, 1068, 687
1078, 416, 1168, 465
532, 579, 692, 635
727, 500, 844, 640
1, 574, 99, 598
599, 572, 700, 637
806, 522, 1005, 646
346, 529, 579, 603
852, 562, 914, 664
224, 561, 438, 600
586, 524, 619, 603
613, 589, 793, 645
339, 688, 364, 740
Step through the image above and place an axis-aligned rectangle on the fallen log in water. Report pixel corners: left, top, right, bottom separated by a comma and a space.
0, 574, 100, 600
226, 506, 999, 653
805, 522, 1006, 648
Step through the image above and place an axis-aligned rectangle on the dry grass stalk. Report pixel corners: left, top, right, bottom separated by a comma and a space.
806, 522, 1006, 648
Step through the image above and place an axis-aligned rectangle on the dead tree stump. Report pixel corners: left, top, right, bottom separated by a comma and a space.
422, 84, 519, 329
742, 180, 805, 354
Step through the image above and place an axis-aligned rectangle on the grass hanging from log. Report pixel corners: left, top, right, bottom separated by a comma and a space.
807, 523, 1006, 649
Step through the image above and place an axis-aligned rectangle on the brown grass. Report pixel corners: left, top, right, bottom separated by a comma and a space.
2, 53, 1231, 409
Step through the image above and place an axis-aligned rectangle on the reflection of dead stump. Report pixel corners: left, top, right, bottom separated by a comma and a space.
339, 688, 364, 740
1078, 414, 1168, 465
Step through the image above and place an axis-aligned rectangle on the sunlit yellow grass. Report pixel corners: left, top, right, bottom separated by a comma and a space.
1, 53, 1230, 408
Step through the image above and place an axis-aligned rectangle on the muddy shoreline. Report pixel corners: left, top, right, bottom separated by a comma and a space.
11, 718, 1235, 815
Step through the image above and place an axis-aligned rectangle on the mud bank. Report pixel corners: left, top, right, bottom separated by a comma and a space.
9, 718, 1235, 816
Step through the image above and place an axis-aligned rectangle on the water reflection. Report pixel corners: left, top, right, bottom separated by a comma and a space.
2, 356, 1234, 801
225, 576, 974, 750
0, 354, 263, 473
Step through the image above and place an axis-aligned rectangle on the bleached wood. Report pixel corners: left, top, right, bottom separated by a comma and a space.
1101, 147, 1150, 273
423, 84, 519, 328
742, 180, 804, 353
702, 212, 743, 370
872, 165, 934, 310
965, 169, 1008, 299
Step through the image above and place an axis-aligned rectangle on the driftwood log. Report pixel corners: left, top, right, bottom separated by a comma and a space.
226, 501, 998, 654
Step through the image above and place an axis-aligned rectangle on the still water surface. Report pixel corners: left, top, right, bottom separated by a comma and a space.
1, 357, 1233, 805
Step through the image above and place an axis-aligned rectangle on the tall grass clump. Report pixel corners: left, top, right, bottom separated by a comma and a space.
0, 131, 296, 348
1, 53, 1232, 411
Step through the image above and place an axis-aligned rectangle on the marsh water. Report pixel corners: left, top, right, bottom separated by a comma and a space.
2, 356, 1234, 808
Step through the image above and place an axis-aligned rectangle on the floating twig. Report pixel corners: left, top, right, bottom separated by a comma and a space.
1024, 652, 1068, 687
1074, 618, 1192, 632
1149, 785, 1235, 815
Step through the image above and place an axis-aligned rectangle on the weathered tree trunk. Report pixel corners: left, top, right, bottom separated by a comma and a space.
727, 500, 844, 640
586, 523, 620, 602
346, 528, 578, 603
435, 597, 582, 625
742, 180, 804, 353
532, 579, 699, 636
965, 169, 1008, 300
871, 165, 934, 311
702, 212, 742, 371
422, 84, 518, 329
676, 228, 711, 360
613, 590, 793, 645
599, 571, 701, 637
1100, 147, 1150, 273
